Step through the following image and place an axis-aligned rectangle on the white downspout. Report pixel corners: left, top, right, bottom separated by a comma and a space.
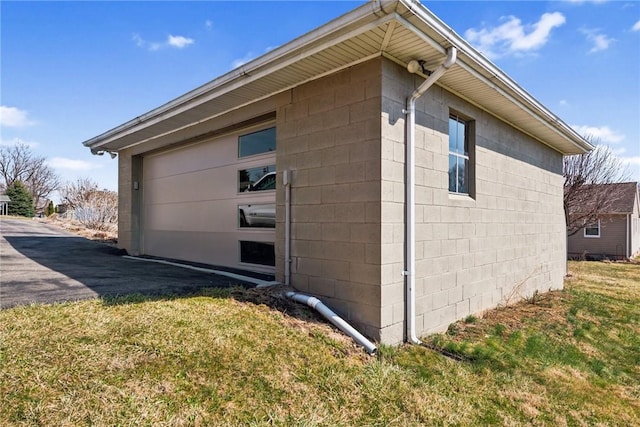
404, 47, 457, 345
286, 292, 377, 355
626, 214, 630, 259
284, 170, 291, 285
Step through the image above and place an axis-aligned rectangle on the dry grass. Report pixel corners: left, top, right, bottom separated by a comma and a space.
37, 214, 118, 244
1, 261, 639, 426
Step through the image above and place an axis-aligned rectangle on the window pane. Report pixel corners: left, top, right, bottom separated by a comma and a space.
456, 120, 466, 153
449, 116, 467, 155
448, 155, 457, 192
238, 127, 276, 158
449, 117, 457, 153
239, 204, 275, 228
459, 121, 468, 154
238, 165, 276, 192
240, 241, 275, 266
458, 158, 468, 194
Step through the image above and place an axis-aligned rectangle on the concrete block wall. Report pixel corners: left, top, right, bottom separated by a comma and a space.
116, 149, 142, 255
380, 59, 566, 341
275, 58, 384, 340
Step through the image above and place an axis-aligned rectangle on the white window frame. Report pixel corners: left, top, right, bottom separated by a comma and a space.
584, 220, 601, 238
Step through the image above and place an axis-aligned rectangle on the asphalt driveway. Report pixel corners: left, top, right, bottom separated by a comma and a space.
0, 218, 249, 308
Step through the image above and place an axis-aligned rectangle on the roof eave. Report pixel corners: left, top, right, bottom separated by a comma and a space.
83, 0, 592, 156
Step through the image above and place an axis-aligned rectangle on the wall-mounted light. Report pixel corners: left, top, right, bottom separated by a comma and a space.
407, 59, 431, 76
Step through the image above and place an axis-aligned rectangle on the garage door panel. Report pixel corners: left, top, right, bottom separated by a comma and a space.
144, 230, 275, 272
144, 166, 237, 205
143, 135, 237, 179
142, 124, 276, 272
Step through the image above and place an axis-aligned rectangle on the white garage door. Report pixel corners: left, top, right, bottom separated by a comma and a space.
141, 124, 276, 273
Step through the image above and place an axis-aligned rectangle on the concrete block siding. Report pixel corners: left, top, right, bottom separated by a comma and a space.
380, 59, 565, 342
277, 57, 565, 345
276, 59, 384, 341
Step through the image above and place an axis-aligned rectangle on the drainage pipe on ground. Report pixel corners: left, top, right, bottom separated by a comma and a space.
404, 47, 457, 345
285, 292, 377, 355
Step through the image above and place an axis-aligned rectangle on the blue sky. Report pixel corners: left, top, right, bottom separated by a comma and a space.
1, 1, 639, 199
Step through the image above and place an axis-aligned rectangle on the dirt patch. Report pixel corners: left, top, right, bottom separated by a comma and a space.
444, 289, 571, 341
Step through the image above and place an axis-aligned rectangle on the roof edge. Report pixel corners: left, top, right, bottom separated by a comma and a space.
83, 0, 399, 151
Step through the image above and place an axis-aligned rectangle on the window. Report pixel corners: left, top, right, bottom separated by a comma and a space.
448, 114, 470, 194
238, 165, 276, 192
238, 127, 276, 158
238, 204, 275, 228
240, 241, 275, 266
584, 220, 600, 238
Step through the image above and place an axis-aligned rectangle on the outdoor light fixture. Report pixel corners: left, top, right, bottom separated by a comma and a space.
407, 59, 431, 76
91, 149, 117, 159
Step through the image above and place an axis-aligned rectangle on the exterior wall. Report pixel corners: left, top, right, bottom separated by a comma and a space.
275, 58, 384, 340
568, 213, 636, 259
117, 150, 142, 254
380, 59, 566, 342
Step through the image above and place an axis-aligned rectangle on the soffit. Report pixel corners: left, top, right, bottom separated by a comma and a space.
83, 0, 590, 155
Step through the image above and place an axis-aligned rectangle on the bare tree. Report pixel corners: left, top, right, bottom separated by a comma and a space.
564, 144, 631, 236
0, 142, 60, 210
60, 178, 118, 231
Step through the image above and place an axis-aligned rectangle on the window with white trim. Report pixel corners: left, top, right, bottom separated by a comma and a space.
448, 113, 474, 195
584, 220, 600, 238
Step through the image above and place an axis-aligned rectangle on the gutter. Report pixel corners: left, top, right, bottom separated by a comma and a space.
403, 46, 457, 345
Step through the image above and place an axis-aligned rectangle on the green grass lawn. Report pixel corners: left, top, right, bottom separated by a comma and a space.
1, 261, 639, 426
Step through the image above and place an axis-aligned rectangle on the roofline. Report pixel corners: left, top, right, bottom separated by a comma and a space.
83, 0, 592, 154
83, 0, 392, 151
399, 1, 592, 153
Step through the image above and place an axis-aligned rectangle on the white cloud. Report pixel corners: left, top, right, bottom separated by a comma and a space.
632, 20, 640, 32
572, 125, 625, 144
46, 157, 99, 171
133, 33, 194, 51
559, 99, 569, 106
581, 28, 615, 53
168, 35, 194, 49
465, 12, 566, 59
0, 106, 34, 128
205, 20, 213, 30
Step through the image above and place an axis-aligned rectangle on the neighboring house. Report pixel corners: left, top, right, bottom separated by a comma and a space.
82, 0, 591, 345
568, 182, 640, 260
35, 199, 53, 218
0, 194, 10, 215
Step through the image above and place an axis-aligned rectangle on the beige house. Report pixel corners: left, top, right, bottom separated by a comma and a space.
82, 0, 591, 345
568, 182, 640, 260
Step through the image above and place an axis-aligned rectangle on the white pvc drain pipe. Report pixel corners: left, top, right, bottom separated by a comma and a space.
286, 291, 377, 355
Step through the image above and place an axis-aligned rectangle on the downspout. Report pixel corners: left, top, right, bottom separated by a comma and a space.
284, 170, 292, 285
403, 47, 457, 345
286, 292, 377, 355
626, 214, 630, 259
